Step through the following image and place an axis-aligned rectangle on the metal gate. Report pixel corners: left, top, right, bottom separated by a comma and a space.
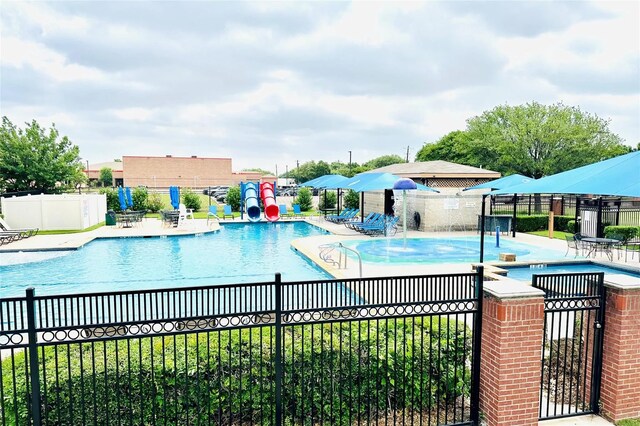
533, 272, 605, 421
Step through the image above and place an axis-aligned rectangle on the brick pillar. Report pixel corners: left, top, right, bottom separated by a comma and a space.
600, 281, 640, 422
479, 282, 545, 426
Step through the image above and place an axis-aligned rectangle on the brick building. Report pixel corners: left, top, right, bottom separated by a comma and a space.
86, 155, 272, 189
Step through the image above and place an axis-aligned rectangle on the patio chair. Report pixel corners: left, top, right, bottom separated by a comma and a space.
565, 235, 580, 258
207, 205, 220, 225
279, 204, 291, 218
177, 203, 195, 228
292, 204, 303, 218
223, 205, 235, 220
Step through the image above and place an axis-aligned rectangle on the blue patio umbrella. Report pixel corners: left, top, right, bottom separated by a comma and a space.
125, 187, 134, 209
170, 186, 180, 210
117, 187, 127, 211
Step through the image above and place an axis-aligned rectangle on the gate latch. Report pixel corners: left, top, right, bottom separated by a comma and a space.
595, 322, 602, 329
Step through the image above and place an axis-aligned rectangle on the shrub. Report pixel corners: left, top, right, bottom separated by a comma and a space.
604, 225, 638, 243
181, 188, 201, 211
146, 192, 165, 212
294, 187, 313, 211
131, 187, 148, 211
226, 186, 241, 211
515, 215, 574, 233
318, 190, 337, 210
2, 318, 471, 425
99, 187, 120, 211
567, 220, 577, 233
344, 189, 360, 210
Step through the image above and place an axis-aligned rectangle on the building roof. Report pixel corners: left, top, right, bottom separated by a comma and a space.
88, 161, 123, 171
368, 160, 501, 178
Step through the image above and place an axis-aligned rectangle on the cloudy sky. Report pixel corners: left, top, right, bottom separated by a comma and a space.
1, 1, 638, 173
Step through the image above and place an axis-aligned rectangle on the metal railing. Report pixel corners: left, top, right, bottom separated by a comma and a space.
318, 242, 363, 277
1, 270, 484, 426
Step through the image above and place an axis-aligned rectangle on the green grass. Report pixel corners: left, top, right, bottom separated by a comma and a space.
527, 230, 573, 240
35, 222, 105, 235
618, 419, 640, 426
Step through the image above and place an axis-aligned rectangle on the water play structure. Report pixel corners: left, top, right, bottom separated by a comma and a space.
240, 181, 280, 222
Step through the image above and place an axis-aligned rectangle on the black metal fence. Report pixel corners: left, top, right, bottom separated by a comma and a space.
532, 272, 605, 420
1, 270, 484, 426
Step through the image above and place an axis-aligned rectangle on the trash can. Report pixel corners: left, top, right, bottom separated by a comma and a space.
105, 210, 116, 226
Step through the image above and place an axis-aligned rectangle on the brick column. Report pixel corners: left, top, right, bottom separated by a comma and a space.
600, 278, 640, 422
479, 281, 545, 426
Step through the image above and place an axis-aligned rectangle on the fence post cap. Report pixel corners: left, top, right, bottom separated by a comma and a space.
483, 280, 545, 299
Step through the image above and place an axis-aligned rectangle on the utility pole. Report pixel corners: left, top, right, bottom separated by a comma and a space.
406, 146, 410, 163
348, 150, 352, 174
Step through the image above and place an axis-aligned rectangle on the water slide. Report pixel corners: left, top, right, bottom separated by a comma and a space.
260, 182, 280, 222
243, 182, 262, 222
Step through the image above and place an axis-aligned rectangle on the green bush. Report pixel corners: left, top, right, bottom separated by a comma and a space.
2, 318, 470, 425
604, 225, 638, 243
226, 186, 241, 211
567, 220, 577, 233
294, 187, 313, 211
99, 187, 120, 211
318, 190, 337, 210
344, 189, 360, 210
131, 187, 148, 211
516, 215, 574, 233
146, 192, 165, 212
181, 188, 201, 211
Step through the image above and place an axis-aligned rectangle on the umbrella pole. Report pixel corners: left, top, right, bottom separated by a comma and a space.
403, 190, 407, 246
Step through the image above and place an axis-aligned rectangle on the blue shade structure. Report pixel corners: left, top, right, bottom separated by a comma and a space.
463, 174, 533, 191
489, 151, 640, 197
169, 186, 180, 209
325, 172, 437, 192
125, 187, 134, 208
300, 174, 349, 188
118, 187, 127, 211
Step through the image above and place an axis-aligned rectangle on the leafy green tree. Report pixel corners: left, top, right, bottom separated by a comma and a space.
289, 161, 331, 184
181, 188, 201, 211
226, 186, 241, 211
318, 190, 337, 210
364, 154, 405, 170
416, 103, 629, 178
293, 187, 313, 211
146, 192, 165, 212
344, 189, 360, 209
0, 117, 84, 192
99, 168, 113, 187
243, 168, 273, 176
99, 188, 120, 211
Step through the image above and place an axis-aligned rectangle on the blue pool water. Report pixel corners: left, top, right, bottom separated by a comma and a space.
0, 222, 329, 297
343, 237, 567, 264
504, 263, 640, 283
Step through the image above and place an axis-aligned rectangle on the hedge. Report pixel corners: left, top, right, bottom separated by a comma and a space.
2, 318, 471, 425
604, 226, 639, 243
515, 215, 574, 233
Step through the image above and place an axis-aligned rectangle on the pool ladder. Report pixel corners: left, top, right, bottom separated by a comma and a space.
318, 242, 363, 278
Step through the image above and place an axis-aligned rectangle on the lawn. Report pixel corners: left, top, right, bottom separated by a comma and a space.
618, 419, 640, 426
35, 222, 105, 235
528, 230, 573, 240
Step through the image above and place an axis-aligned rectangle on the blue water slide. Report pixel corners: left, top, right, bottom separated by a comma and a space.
243, 182, 262, 222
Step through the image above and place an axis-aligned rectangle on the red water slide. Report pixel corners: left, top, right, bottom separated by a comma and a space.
260, 182, 280, 222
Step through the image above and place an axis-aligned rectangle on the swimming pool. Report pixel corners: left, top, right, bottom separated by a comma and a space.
503, 263, 640, 283
0, 222, 330, 297
342, 237, 567, 264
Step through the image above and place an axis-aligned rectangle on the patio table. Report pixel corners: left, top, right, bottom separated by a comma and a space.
581, 237, 621, 261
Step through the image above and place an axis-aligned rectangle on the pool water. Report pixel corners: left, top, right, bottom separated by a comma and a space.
343, 237, 567, 264
0, 222, 329, 297
504, 263, 640, 283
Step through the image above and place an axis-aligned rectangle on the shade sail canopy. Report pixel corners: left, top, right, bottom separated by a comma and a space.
490, 151, 640, 197
325, 172, 438, 193
299, 174, 349, 188
463, 174, 533, 191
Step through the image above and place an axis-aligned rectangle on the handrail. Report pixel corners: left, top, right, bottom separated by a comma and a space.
318, 242, 363, 278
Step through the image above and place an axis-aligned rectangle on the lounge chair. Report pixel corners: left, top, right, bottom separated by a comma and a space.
345, 212, 377, 230
207, 205, 220, 224
223, 205, 234, 220
279, 204, 291, 218
326, 208, 352, 222
292, 204, 303, 218
0, 218, 38, 240
364, 216, 399, 236
350, 214, 384, 233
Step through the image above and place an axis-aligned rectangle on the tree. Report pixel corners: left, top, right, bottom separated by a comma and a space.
243, 168, 273, 176
415, 103, 630, 178
293, 187, 313, 211
0, 117, 84, 193
226, 186, 241, 211
289, 161, 331, 184
344, 189, 360, 209
318, 190, 337, 210
363, 154, 405, 169
132, 187, 149, 211
99, 167, 113, 187
181, 188, 201, 211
